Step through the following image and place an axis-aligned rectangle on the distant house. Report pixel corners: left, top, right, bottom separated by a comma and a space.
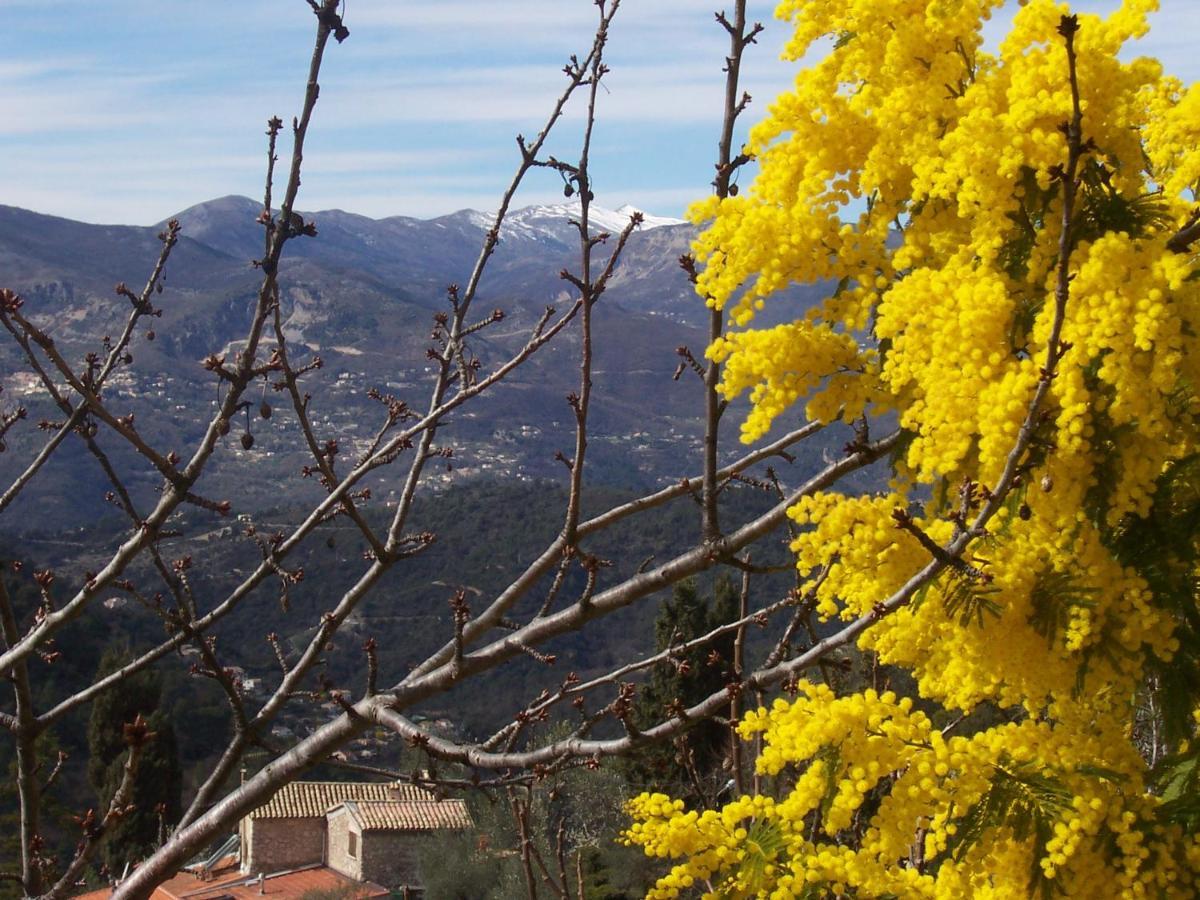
74, 780, 470, 899
239, 780, 472, 893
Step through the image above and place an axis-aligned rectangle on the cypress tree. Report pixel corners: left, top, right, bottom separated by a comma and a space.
86, 646, 182, 874
627, 578, 738, 805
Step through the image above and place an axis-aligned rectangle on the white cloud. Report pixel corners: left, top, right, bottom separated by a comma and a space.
3, 0, 1196, 227
350, 0, 778, 33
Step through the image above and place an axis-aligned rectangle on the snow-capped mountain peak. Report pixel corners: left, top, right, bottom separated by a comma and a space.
464, 199, 684, 245
613, 204, 687, 230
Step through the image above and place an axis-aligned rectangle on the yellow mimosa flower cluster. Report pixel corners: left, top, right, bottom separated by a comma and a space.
627, 0, 1200, 895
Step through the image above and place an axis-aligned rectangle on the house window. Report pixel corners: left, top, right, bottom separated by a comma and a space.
347, 831, 358, 859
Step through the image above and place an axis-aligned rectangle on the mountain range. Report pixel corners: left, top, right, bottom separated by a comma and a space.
0, 196, 831, 531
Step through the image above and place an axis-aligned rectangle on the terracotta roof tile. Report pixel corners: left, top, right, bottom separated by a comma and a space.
248, 781, 437, 819
78, 865, 391, 900
151, 864, 389, 900
338, 798, 473, 832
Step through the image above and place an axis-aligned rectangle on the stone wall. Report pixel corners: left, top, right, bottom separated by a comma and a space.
242, 817, 324, 874
324, 807, 362, 881
360, 832, 422, 890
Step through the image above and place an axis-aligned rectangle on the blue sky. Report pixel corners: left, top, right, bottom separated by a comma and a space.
1, 0, 1196, 226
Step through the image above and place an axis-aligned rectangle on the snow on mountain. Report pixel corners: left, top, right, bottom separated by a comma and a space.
464, 199, 685, 246
169, 196, 683, 254
613, 204, 688, 230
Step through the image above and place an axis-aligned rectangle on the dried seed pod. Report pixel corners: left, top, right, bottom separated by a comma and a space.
259, 401, 272, 420
241, 432, 255, 450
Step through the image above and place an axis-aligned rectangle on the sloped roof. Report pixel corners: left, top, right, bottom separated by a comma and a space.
247, 781, 437, 819
74, 863, 390, 900
155, 863, 389, 899
335, 798, 473, 832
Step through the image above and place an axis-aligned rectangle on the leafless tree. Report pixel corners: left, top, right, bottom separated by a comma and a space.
0, 3, 1098, 899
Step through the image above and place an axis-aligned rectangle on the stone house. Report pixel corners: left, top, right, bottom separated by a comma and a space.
239, 781, 472, 893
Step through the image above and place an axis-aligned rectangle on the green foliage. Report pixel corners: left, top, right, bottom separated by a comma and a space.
414, 827, 507, 900
0, 729, 70, 899
412, 790, 532, 900
942, 758, 1074, 899
297, 887, 366, 900
412, 760, 654, 900
1154, 750, 1200, 832
1001, 166, 1058, 286
813, 745, 843, 829
1111, 453, 1200, 751
86, 645, 182, 874
86, 645, 162, 796
1074, 160, 1175, 246
940, 571, 1003, 629
575, 842, 657, 900
1027, 570, 1098, 646
735, 819, 786, 894
626, 578, 738, 804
